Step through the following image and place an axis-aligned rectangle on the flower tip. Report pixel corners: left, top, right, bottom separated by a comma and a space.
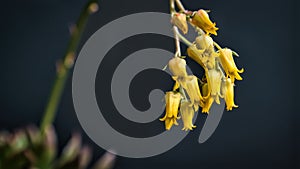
232, 51, 240, 57
159, 117, 165, 121
226, 104, 238, 111
211, 30, 218, 36
88, 3, 99, 13
238, 68, 244, 73
202, 109, 209, 114
234, 73, 243, 81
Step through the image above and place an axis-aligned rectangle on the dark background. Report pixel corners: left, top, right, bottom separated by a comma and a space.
0, 0, 299, 169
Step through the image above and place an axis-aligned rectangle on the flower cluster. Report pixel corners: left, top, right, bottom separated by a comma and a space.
160, 1, 244, 131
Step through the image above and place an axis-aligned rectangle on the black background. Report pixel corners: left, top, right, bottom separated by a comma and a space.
0, 0, 299, 169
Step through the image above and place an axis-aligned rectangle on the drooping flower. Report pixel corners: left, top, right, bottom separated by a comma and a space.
218, 48, 244, 82
171, 13, 188, 34
168, 57, 190, 91
222, 78, 238, 111
187, 45, 217, 70
187, 45, 206, 68
200, 69, 223, 114
160, 91, 181, 130
168, 57, 188, 77
195, 34, 214, 51
201, 94, 214, 113
191, 9, 218, 35
180, 100, 196, 131
173, 75, 203, 111
206, 69, 223, 104
201, 82, 209, 98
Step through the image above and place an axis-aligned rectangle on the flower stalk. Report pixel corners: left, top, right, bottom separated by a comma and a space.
175, 0, 186, 12
40, 0, 99, 133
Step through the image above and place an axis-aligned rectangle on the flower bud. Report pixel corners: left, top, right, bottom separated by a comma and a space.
171, 13, 188, 34
195, 34, 214, 50
191, 9, 218, 35
168, 57, 188, 77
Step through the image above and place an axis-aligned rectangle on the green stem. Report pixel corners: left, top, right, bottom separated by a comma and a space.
40, 0, 99, 133
176, 31, 193, 46
213, 41, 222, 50
173, 26, 181, 57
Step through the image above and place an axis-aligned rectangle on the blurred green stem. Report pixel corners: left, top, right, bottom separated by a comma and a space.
40, 0, 99, 133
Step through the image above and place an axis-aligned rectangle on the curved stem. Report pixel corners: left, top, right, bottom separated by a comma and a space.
175, 0, 186, 12
40, 0, 99, 133
173, 26, 182, 57
176, 31, 193, 46
213, 41, 222, 50
170, 0, 176, 15
170, 0, 187, 100
170, 0, 181, 57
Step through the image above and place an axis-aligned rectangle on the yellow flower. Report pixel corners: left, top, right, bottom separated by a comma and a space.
195, 34, 214, 51
206, 69, 223, 104
222, 78, 238, 111
171, 13, 188, 34
183, 75, 203, 111
191, 9, 218, 36
187, 45, 217, 70
180, 100, 196, 131
187, 45, 206, 68
160, 91, 181, 130
201, 82, 209, 98
201, 95, 214, 113
168, 57, 188, 77
200, 69, 223, 113
218, 48, 244, 82
173, 75, 203, 111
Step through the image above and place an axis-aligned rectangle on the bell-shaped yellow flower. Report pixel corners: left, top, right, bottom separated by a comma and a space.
187, 45, 217, 70
160, 91, 181, 130
206, 69, 223, 104
180, 100, 196, 131
187, 45, 206, 68
201, 95, 214, 113
191, 9, 218, 35
183, 75, 203, 111
219, 48, 244, 82
222, 78, 238, 111
172, 75, 203, 111
171, 13, 188, 34
168, 57, 188, 77
201, 83, 209, 98
195, 34, 214, 51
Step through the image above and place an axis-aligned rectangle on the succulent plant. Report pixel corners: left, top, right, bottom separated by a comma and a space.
0, 126, 115, 169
